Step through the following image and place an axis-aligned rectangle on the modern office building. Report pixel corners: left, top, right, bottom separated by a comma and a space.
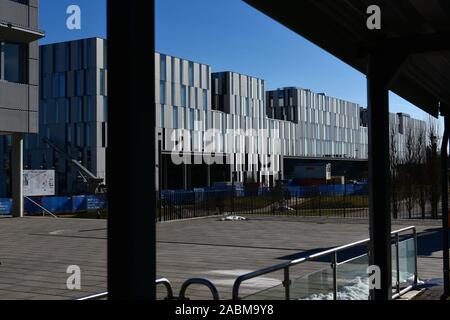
1, 39, 427, 195
1, 37, 107, 196
0, 0, 44, 215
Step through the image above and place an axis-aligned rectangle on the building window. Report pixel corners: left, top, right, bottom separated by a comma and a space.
103, 96, 108, 122
86, 97, 92, 122
65, 43, 71, 70
77, 98, 83, 122
75, 124, 82, 147
0, 42, 27, 83
66, 124, 72, 144
77, 41, 84, 69
85, 123, 90, 147
195, 90, 198, 108
203, 89, 207, 111
160, 80, 165, 104
173, 106, 178, 129
55, 101, 60, 123
189, 62, 194, 86
181, 85, 187, 107
246, 97, 250, 116
160, 54, 166, 81
65, 99, 71, 123
171, 83, 175, 106
100, 69, 106, 96
59, 73, 66, 97
190, 109, 194, 130
180, 60, 184, 84
75, 70, 82, 96
51, 74, 58, 98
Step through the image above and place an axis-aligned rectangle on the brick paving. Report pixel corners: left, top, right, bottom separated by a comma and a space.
0, 215, 447, 300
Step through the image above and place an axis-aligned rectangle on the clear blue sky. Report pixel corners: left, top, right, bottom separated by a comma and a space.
155, 0, 435, 123
39, 0, 106, 45
39, 0, 436, 124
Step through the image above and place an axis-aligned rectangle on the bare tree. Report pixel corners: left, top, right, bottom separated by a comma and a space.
403, 126, 417, 218
415, 125, 427, 218
390, 126, 400, 219
426, 116, 441, 219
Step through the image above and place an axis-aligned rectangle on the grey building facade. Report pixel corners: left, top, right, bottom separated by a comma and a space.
1, 37, 107, 196
2, 40, 427, 195
0, 0, 44, 215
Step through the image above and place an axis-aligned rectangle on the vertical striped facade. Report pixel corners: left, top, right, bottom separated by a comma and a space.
19, 38, 107, 195
1, 45, 428, 196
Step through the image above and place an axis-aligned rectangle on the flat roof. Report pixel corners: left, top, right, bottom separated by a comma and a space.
244, 0, 450, 117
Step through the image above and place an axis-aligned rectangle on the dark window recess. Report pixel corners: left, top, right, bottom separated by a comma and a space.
1, 42, 28, 84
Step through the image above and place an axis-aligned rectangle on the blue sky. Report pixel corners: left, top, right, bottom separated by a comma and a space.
155, 0, 436, 123
39, 0, 106, 45
39, 0, 435, 123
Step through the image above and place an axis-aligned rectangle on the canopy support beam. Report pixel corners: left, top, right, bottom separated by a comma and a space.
367, 51, 404, 300
440, 106, 450, 299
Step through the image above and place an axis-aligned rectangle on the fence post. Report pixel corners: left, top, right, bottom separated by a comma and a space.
343, 184, 347, 218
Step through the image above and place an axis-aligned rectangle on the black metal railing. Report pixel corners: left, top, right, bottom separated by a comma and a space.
157, 187, 445, 222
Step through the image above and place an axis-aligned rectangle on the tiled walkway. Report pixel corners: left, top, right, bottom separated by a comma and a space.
0, 215, 446, 300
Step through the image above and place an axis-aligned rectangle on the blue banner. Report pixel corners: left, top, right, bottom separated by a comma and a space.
86, 195, 107, 211
0, 199, 12, 215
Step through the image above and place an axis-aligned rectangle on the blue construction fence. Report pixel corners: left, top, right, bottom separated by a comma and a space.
0, 195, 107, 216
160, 183, 368, 205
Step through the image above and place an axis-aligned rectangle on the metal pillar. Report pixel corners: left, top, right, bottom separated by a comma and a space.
441, 112, 450, 299
367, 53, 392, 300
11, 133, 23, 218
107, 0, 156, 300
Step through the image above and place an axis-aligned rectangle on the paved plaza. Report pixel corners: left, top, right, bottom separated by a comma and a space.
0, 215, 446, 300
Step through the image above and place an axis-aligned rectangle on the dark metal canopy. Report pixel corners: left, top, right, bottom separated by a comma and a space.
0, 22, 45, 43
244, 0, 450, 117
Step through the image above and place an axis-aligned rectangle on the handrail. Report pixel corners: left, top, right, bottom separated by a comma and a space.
77, 292, 108, 301
76, 278, 175, 300
25, 196, 58, 218
232, 226, 417, 300
179, 278, 220, 300
156, 278, 174, 300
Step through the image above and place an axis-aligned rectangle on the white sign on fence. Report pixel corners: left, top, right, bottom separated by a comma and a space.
23, 170, 55, 197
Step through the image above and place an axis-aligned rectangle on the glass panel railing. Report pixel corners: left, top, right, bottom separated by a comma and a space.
292, 265, 335, 300
236, 228, 417, 300
241, 281, 285, 300
336, 254, 370, 300
398, 238, 416, 287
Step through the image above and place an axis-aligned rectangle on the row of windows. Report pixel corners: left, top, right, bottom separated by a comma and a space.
41, 69, 106, 99
41, 40, 104, 73
41, 96, 107, 125
159, 54, 209, 89
160, 81, 208, 110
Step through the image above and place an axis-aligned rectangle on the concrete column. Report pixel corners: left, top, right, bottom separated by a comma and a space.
12, 133, 24, 218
